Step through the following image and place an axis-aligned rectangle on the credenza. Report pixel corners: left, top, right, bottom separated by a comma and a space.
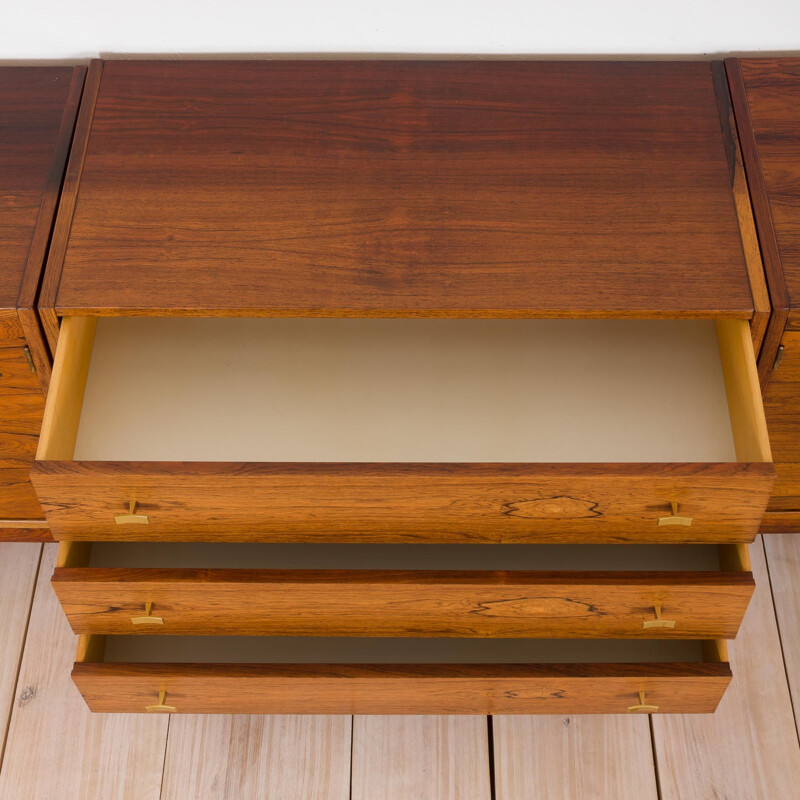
4, 57, 800, 715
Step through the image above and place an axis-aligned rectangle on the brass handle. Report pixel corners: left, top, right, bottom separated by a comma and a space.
642, 604, 676, 630
115, 499, 150, 525
131, 602, 164, 626
627, 691, 659, 713
145, 690, 176, 713
657, 501, 693, 527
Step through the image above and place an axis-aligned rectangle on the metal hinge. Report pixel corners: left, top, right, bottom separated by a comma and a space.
773, 344, 786, 371
22, 346, 35, 372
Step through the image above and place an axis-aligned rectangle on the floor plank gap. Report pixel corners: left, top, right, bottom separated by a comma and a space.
487, 716, 497, 800
648, 714, 664, 800
760, 535, 800, 751
0, 543, 43, 778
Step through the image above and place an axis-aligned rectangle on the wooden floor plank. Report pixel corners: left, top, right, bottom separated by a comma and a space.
492, 715, 658, 800
762, 534, 800, 734
351, 716, 491, 800
653, 537, 800, 799
0, 542, 41, 767
0, 544, 168, 800
160, 715, 351, 800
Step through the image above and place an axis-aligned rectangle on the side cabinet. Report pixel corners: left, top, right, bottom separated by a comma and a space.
728, 58, 800, 531
0, 66, 85, 540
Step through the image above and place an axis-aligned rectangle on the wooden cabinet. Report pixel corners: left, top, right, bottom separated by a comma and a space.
0, 66, 85, 541
6, 58, 787, 714
727, 58, 800, 531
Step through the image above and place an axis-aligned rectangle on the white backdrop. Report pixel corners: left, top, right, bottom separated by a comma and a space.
1, 0, 798, 60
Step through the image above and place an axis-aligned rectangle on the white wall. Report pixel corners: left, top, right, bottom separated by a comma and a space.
1, 0, 799, 60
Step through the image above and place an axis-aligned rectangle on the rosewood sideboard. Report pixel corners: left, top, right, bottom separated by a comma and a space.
3, 57, 800, 715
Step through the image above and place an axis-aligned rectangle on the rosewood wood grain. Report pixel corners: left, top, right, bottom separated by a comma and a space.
763, 385, 800, 462
51, 568, 753, 639
0, 520, 52, 542
0, 345, 47, 521
39, 60, 103, 354
760, 511, 800, 533
726, 59, 790, 387
766, 464, 800, 509
71, 662, 731, 715
0, 67, 83, 313
31, 461, 775, 543
16, 66, 86, 391
0, 66, 84, 539
0, 467, 46, 520
712, 62, 770, 356
737, 60, 800, 322
45, 60, 752, 319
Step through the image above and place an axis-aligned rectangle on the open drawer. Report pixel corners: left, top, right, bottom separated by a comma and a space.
31, 317, 774, 542
71, 634, 732, 714
53, 541, 753, 639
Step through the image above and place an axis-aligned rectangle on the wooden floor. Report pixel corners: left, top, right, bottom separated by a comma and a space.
1, 537, 799, 799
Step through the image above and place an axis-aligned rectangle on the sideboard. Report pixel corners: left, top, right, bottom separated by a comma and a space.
3, 57, 800, 715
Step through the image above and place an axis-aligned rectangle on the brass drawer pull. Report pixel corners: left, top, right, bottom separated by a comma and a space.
131, 602, 164, 626
145, 690, 176, 713
115, 500, 150, 525
627, 691, 659, 713
642, 604, 676, 630
657, 501, 693, 527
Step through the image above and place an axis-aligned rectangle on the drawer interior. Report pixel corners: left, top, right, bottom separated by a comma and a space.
41, 316, 769, 464
79, 541, 736, 572
96, 634, 715, 664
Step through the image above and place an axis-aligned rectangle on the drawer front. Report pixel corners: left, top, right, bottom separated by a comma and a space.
52, 568, 754, 639
71, 662, 731, 714
31, 462, 775, 543
53, 568, 754, 639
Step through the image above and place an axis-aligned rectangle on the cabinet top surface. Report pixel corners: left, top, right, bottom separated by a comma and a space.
0, 67, 77, 311
55, 60, 752, 318
740, 58, 800, 312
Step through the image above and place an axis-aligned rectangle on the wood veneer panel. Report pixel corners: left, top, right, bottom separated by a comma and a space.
493, 715, 658, 800
726, 58, 791, 384
738, 59, 800, 317
712, 61, 770, 356
161, 716, 352, 800
351, 716, 490, 800
653, 538, 800, 799
0, 67, 82, 312
51, 60, 751, 318
0, 520, 52, 543
760, 510, 800, 533
16, 65, 86, 391
51, 568, 753, 639
30, 461, 775, 543
0, 344, 46, 519
71, 662, 730, 714
39, 60, 103, 354
0, 545, 167, 800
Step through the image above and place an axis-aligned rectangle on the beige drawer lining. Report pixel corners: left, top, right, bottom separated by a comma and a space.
66, 317, 741, 462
